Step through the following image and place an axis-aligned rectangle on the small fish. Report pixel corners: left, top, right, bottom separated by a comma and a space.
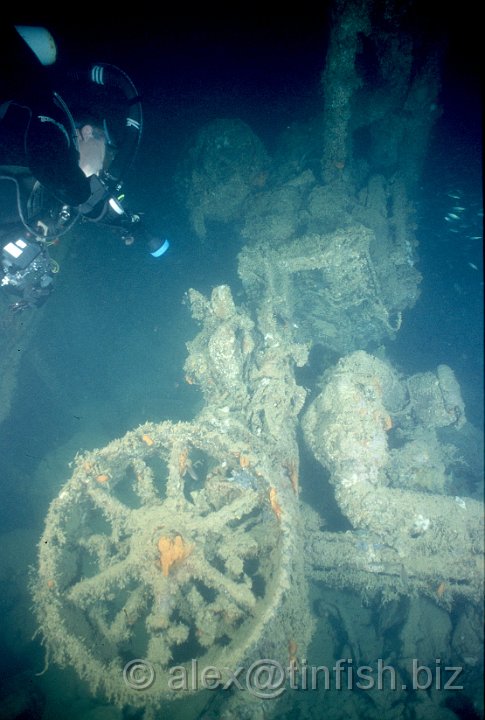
468, 236, 482, 240
447, 191, 461, 199
451, 206, 465, 212
468, 262, 478, 270
446, 213, 460, 220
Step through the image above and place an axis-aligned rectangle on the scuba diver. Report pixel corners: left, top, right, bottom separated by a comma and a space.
0, 24, 169, 311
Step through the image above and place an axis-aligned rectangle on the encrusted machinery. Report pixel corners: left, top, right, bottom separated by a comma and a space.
31, 286, 483, 719
32, 284, 315, 717
174, 118, 270, 241
238, 224, 416, 355
32, 416, 311, 714
183, 284, 308, 460
301, 350, 484, 605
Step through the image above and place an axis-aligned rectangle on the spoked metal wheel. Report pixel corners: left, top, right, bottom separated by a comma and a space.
33, 420, 296, 711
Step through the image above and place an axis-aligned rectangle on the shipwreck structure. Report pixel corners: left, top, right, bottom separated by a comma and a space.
27, 1, 483, 719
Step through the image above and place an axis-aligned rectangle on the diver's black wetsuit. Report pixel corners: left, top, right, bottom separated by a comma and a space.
0, 24, 91, 207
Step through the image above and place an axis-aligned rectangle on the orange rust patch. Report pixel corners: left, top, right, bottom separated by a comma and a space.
269, 487, 282, 521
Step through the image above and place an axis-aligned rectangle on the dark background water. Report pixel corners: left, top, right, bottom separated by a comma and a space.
389, 75, 483, 427
0, 5, 482, 720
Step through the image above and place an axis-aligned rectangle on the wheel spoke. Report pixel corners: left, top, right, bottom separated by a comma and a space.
189, 556, 255, 609
67, 557, 136, 608
199, 489, 259, 532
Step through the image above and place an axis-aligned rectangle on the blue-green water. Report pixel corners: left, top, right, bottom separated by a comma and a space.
0, 9, 482, 720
